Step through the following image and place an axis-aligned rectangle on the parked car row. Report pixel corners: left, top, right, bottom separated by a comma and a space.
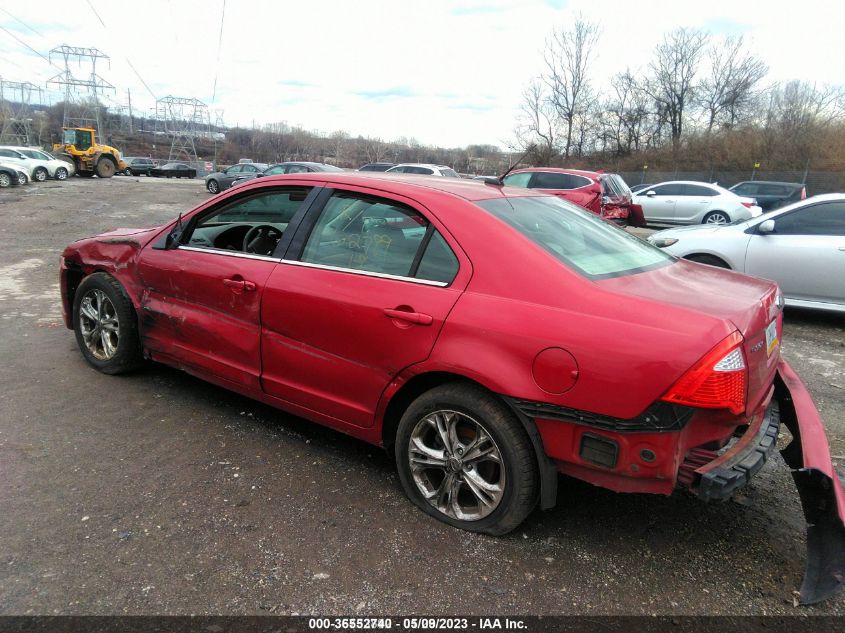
205, 161, 343, 194
0, 145, 75, 185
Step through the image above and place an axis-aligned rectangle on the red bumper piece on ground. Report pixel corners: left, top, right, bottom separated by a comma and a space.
777, 359, 845, 605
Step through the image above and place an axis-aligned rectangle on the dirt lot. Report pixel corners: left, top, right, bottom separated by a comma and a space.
1, 176, 844, 615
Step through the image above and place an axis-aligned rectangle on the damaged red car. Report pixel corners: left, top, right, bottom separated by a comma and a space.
60, 172, 844, 604
502, 167, 646, 227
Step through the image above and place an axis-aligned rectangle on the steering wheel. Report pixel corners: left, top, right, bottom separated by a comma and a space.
243, 224, 283, 255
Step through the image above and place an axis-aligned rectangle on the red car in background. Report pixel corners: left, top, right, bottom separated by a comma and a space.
60, 172, 843, 604
503, 167, 646, 227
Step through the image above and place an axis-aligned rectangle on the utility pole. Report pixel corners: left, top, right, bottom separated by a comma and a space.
0, 80, 43, 145
47, 45, 115, 131
127, 88, 133, 134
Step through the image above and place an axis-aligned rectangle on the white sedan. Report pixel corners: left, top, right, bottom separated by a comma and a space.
648, 194, 845, 313
633, 180, 761, 226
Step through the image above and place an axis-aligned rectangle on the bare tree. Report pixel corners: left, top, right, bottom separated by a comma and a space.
514, 78, 557, 164
698, 35, 768, 132
643, 27, 708, 151
543, 16, 600, 159
363, 136, 389, 163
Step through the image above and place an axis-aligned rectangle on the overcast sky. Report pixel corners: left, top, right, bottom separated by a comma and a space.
1, 0, 842, 149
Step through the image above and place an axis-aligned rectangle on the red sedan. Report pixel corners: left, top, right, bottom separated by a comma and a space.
60, 172, 843, 604
502, 167, 646, 227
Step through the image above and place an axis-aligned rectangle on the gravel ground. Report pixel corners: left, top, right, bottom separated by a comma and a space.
0, 176, 844, 615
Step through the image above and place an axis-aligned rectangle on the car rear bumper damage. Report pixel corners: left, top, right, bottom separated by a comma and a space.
684, 358, 845, 604
775, 358, 845, 605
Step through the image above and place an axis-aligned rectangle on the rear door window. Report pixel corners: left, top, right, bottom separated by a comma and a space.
300, 191, 456, 282
502, 172, 532, 188
683, 184, 718, 197
530, 172, 592, 190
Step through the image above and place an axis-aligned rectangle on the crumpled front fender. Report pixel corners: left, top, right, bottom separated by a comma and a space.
777, 358, 845, 605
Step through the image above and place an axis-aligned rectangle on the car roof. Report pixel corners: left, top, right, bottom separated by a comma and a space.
391, 163, 449, 169
236, 171, 552, 202
731, 180, 804, 187
508, 167, 602, 178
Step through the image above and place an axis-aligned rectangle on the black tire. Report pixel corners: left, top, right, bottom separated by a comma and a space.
703, 211, 730, 225
685, 254, 730, 269
207, 179, 220, 194
72, 273, 142, 375
96, 157, 117, 178
16, 172, 27, 185
33, 167, 48, 182
123, 167, 133, 176
55, 167, 68, 181
395, 383, 538, 536
0, 172, 10, 188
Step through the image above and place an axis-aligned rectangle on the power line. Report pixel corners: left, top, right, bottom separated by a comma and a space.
0, 26, 59, 69
211, 0, 226, 104
83, 0, 107, 28
126, 59, 157, 101
0, 8, 45, 39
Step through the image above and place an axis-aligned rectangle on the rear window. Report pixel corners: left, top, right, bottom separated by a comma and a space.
440, 168, 460, 178
530, 172, 592, 190
476, 196, 672, 279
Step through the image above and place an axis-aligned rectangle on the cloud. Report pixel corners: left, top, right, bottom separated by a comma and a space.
278, 79, 315, 88
353, 86, 417, 99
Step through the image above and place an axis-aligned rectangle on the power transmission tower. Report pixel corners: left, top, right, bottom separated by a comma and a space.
155, 96, 210, 164
47, 45, 115, 131
0, 79, 43, 145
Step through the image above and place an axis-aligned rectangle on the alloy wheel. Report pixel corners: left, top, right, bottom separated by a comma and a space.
705, 213, 729, 224
408, 410, 505, 521
78, 289, 120, 361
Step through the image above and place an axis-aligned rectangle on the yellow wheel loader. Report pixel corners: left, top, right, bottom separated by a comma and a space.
53, 128, 128, 179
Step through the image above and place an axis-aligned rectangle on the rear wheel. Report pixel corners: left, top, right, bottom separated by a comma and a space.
686, 254, 730, 269
55, 167, 68, 181
96, 157, 116, 178
0, 172, 10, 188
33, 167, 48, 182
73, 273, 141, 374
395, 383, 539, 535
703, 211, 730, 225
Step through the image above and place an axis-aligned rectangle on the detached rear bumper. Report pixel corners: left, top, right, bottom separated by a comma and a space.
776, 359, 845, 605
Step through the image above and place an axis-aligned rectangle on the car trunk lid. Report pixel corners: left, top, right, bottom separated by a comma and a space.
599, 259, 782, 413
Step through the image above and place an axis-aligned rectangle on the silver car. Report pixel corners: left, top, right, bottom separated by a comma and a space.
633, 180, 762, 225
648, 194, 845, 313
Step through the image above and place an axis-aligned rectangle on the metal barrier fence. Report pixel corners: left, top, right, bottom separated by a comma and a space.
618, 170, 845, 196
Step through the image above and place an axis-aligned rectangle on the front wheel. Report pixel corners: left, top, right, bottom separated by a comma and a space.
0, 172, 10, 188
95, 158, 116, 178
16, 172, 27, 185
73, 273, 141, 374
207, 179, 220, 194
395, 383, 538, 535
33, 167, 48, 182
55, 167, 68, 180
123, 167, 133, 176
703, 211, 730, 225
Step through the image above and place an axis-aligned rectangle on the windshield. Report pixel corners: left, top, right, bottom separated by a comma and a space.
476, 196, 672, 279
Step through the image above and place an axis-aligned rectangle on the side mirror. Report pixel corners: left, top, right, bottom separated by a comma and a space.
255, 173, 266, 178
646, 190, 656, 197
758, 219, 775, 234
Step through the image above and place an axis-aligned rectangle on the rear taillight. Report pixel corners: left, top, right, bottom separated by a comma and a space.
661, 331, 747, 415
741, 200, 755, 208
